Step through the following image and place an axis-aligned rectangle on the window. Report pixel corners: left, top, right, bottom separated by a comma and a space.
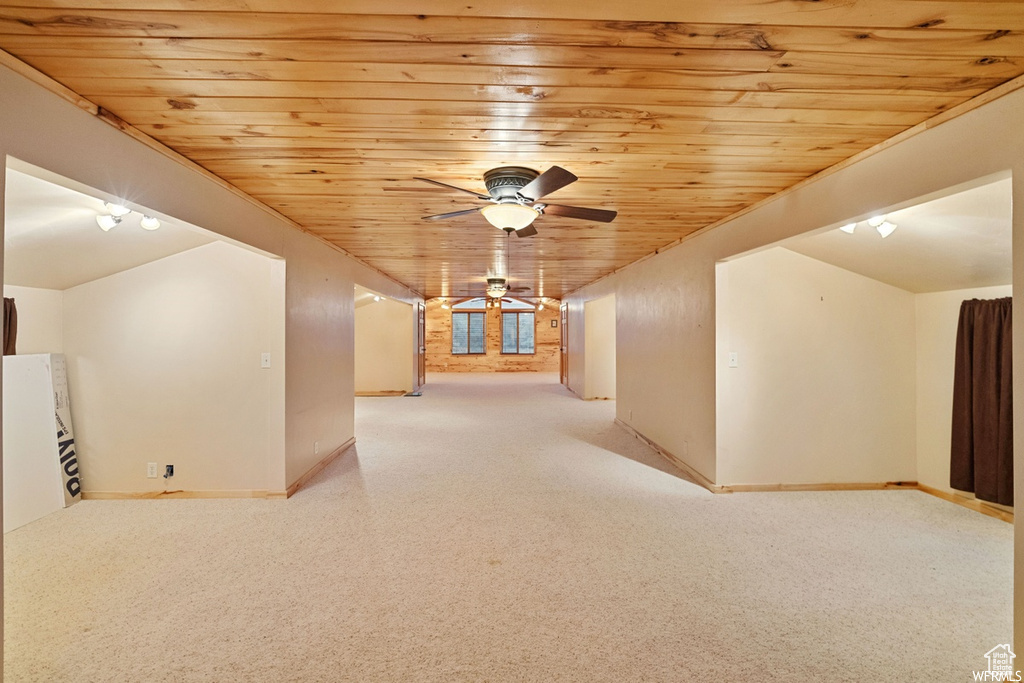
452, 311, 485, 354
502, 311, 535, 354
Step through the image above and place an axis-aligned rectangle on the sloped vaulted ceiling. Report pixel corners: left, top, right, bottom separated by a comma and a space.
0, 1, 1022, 298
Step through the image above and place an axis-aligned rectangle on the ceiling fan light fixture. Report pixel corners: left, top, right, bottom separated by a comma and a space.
866, 215, 886, 228
481, 203, 539, 231
140, 215, 161, 230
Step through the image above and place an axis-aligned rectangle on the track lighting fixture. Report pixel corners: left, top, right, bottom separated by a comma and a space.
95, 201, 161, 232
837, 215, 897, 239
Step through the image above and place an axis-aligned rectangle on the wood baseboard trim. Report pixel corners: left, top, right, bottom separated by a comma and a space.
613, 419, 722, 493
355, 390, 408, 397
719, 481, 918, 493
82, 489, 270, 500
282, 437, 356, 499
917, 483, 1014, 524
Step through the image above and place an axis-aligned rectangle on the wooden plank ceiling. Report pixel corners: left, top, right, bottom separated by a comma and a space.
1, 1, 1022, 299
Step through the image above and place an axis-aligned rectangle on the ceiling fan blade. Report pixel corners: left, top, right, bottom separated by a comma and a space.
508, 286, 532, 292
421, 207, 482, 221
414, 177, 491, 200
542, 204, 617, 223
518, 166, 577, 201
515, 225, 538, 238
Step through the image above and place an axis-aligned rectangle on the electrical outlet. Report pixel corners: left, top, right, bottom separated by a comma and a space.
314, 441, 320, 455
147, 462, 158, 478
163, 464, 174, 478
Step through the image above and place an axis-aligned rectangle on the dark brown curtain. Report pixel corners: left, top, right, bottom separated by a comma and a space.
2, 297, 15, 356
950, 297, 1013, 505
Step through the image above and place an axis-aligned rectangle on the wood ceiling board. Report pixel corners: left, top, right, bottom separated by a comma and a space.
88, 91, 964, 116
4, 25, 1024, 57
165, 133, 895, 156
21, 52, 1024, 82
111, 102, 931, 131
112, 98, 961, 131
59, 74, 1003, 100
1, 4, 1022, 298
17, 46, 788, 72
125, 103, 924, 131
168, 135, 878, 155
196, 146, 862, 166
5, 2, 1024, 31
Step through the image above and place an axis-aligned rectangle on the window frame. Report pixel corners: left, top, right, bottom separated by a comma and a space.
451, 308, 487, 355
501, 308, 536, 355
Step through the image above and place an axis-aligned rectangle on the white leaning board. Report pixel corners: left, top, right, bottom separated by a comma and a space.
3, 353, 82, 533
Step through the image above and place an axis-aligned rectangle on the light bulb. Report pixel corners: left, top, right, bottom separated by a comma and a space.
441, 303, 450, 310
373, 295, 380, 302
876, 221, 897, 238
105, 202, 131, 217
867, 215, 886, 228
96, 214, 121, 231
140, 215, 161, 230
838, 223, 856, 234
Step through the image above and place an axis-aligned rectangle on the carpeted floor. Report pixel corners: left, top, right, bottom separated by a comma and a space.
4, 372, 1013, 681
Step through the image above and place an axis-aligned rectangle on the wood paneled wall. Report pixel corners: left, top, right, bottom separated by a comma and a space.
426, 299, 560, 372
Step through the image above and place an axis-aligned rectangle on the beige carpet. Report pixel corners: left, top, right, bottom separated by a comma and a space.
4, 372, 1013, 681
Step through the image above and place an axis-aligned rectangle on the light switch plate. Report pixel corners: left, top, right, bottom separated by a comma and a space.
261, 352, 271, 369
728, 352, 739, 368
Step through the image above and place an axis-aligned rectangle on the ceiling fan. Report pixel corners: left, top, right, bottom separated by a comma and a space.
415, 165, 617, 237
485, 232, 531, 299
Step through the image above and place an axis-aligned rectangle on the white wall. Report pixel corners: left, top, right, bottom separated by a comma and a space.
61, 241, 283, 493
584, 294, 616, 400
568, 237, 720, 480
3, 284, 62, 354
716, 247, 917, 485
916, 284, 1013, 497
355, 297, 414, 393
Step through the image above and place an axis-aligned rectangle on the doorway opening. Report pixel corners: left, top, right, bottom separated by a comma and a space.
353, 284, 415, 397
583, 294, 616, 400
560, 302, 568, 386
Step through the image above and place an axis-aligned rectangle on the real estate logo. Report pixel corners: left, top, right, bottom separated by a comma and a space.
973, 644, 1022, 681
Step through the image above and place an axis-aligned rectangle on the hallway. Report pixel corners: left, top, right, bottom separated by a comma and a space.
4, 373, 1012, 681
